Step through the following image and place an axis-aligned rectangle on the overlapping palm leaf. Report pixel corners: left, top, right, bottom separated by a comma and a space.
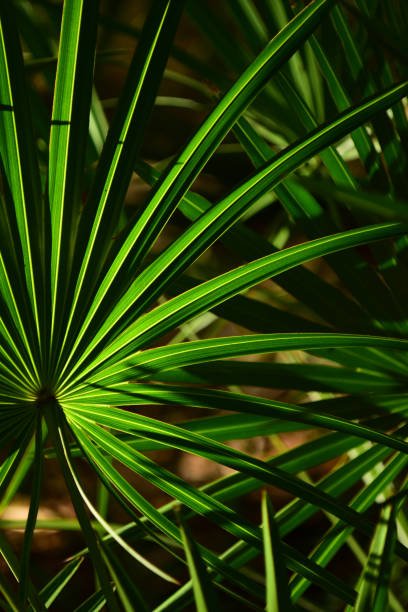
1, 0, 408, 609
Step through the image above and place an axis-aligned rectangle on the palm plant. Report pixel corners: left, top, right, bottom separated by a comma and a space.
1, 0, 408, 609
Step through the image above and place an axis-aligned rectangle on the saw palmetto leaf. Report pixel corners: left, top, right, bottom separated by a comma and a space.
57, 82, 408, 384
1, 0, 408, 609
47, 0, 98, 353
261, 492, 292, 611
178, 512, 219, 612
